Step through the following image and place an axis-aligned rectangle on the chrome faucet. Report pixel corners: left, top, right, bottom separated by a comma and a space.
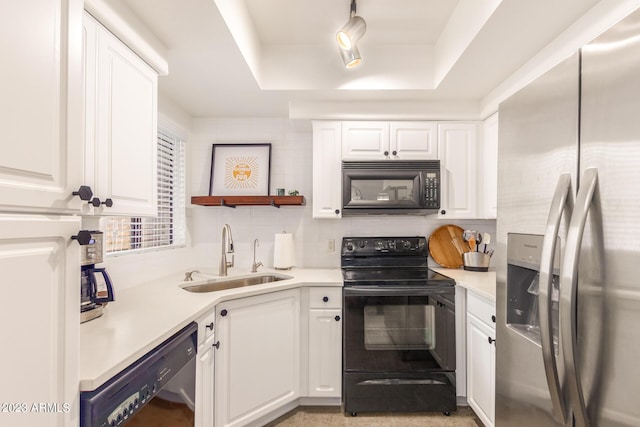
219, 224, 234, 276
184, 270, 200, 282
251, 238, 263, 273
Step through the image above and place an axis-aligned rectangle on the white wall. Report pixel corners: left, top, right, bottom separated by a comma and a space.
102, 112, 495, 290
188, 117, 496, 272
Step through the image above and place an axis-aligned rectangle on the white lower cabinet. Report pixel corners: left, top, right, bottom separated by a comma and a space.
196, 336, 216, 427
0, 215, 80, 427
214, 289, 301, 427
307, 287, 342, 398
195, 311, 216, 427
466, 291, 496, 427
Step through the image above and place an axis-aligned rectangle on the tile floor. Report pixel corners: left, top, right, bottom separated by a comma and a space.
127, 398, 483, 427
265, 406, 483, 427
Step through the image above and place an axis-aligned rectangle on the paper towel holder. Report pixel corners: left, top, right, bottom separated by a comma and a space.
274, 230, 295, 270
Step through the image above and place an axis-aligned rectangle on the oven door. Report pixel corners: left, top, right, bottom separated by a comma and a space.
343, 286, 455, 373
342, 286, 456, 414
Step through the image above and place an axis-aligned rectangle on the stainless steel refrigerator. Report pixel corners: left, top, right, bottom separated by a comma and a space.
496, 7, 640, 427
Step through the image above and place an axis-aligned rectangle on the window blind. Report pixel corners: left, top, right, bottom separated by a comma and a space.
106, 128, 186, 254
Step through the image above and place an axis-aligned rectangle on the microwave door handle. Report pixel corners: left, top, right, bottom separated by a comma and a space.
539, 173, 573, 425
560, 168, 600, 427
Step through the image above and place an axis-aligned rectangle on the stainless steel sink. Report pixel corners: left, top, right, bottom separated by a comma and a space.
181, 273, 292, 293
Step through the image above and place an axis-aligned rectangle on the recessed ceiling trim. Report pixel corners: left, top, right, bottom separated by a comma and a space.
85, 0, 169, 74
213, 0, 264, 85
289, 99, 482, 123
434, 0, 502, 87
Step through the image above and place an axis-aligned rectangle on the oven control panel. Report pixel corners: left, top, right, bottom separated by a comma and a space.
342, 237, 427, 256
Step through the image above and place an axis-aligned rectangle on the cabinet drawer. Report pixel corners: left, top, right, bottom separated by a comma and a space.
467, 291, 496, 328
197, 310, 216, 345
308, 287, 342, 308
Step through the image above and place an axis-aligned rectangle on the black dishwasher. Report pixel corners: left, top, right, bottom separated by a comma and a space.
80, 322, 197, 427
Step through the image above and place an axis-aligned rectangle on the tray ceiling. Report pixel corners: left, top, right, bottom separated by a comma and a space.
120, 0, 607, 118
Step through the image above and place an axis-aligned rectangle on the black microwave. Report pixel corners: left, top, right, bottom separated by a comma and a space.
342, 160, 440, 215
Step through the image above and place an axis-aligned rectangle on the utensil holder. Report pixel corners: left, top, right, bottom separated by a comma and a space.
463, 252, 490, 272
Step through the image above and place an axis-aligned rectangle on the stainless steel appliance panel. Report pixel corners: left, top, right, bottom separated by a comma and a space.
496, 52, 580, 427
577, 12, 640, 425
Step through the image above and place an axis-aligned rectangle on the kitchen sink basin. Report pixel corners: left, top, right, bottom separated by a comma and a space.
181, 273, 292, 293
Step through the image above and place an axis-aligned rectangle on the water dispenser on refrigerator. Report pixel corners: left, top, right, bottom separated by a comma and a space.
506, 233, 561, 352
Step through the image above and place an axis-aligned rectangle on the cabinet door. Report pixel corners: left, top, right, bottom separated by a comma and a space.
437, 123, 479, 218
93, 17, 158, 216
342, 121, 390, 160
481, 113, 498, 219
0, 0, 84, 214
390, 122, 438, 159
467, 313, 496, 427
0, 215, 80, 427
312, 121, 342, 218
195, 339, 215, 427
308, 309, 342, 398
215, 290, 300, 427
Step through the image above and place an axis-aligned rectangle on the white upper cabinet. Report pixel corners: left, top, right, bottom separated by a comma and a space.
84, 12, 158, 217
341, 121, 390, 160
312, 121, 343, 218
342, 121, 437, 160
0, 0, 84, 214
390, 122, 438, 159
312, 120, 494, 219
481, 113, 498, 219
437, 123, 479, 219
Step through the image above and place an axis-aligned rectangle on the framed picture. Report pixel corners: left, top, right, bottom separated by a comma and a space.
209, 143, 272, 196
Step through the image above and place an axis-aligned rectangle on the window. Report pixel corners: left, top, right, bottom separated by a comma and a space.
106, 128, 186, 254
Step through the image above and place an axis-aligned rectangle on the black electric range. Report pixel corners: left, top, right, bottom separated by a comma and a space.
341, 236, 457, 416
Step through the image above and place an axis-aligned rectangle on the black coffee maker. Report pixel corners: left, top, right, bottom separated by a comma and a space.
80, 231, 114, 323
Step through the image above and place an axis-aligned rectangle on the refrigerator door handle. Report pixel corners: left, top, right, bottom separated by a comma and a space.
539, 173, 573, 425
560, 168, 599, 427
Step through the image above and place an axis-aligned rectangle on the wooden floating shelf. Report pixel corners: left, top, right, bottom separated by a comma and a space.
191, 195, 305, 208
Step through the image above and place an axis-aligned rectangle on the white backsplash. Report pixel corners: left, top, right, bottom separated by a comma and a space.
187, 118, 496, 270
104, 117, 496, 290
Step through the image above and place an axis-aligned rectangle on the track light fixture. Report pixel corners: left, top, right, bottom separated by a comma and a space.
337, 0, 366, 68
340, 44, 362, 68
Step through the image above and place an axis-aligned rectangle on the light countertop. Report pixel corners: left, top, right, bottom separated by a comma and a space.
433, 267, 496, 301
79, 267, 342, 391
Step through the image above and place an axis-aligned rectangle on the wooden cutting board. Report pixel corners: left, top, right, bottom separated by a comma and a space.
428, 224, 470, 268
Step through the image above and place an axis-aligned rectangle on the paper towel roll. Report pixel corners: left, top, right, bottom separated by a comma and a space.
274, 232, 295, 270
